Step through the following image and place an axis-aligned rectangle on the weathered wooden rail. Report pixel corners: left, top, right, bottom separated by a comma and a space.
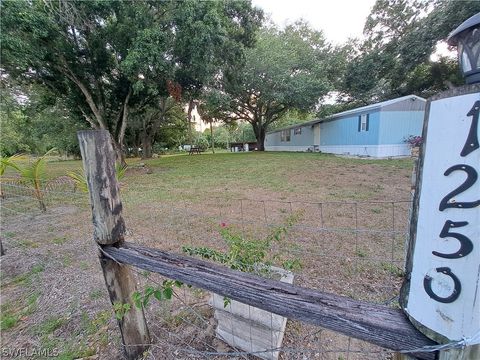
79, 129, 439, 360
104, 242, 436, 359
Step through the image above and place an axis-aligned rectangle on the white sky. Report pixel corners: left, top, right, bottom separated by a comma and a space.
252, 0, 377, 44
251, 0, 456, 59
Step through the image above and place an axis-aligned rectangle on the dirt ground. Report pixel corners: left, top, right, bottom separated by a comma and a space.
0, 152, 415, 359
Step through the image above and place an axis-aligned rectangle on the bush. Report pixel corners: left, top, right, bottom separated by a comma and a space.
183, 212, 303, 275
193, 133, 209, 151
403, 135, 423, 148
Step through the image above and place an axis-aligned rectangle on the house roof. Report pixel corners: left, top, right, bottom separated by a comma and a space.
267, 95, 426, 134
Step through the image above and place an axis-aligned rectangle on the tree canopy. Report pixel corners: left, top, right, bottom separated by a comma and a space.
1, 0, 479, 157
338, 0, 480, 104
204, 22, 334, 150
1, 0, 262, 159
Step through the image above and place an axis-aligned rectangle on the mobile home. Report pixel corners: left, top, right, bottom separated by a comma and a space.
265, 95, 426, 157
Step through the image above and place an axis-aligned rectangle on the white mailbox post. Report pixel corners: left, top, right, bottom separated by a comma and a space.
401, 86, 480, 359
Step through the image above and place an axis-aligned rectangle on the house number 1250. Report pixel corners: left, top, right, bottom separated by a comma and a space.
423, 100, 480, 303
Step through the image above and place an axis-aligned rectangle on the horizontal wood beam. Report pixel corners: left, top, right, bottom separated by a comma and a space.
103, 243, 437, 360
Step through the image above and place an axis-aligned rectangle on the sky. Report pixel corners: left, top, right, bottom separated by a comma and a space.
251, 0, 377, 44
251, 0, 455, 59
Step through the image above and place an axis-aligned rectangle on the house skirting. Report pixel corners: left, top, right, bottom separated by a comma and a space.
266, 144, 411, 157
319, 144, 410, 157
265, 145, 315, 152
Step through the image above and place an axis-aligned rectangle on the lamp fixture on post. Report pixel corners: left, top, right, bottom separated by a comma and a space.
447, 13, 480, 84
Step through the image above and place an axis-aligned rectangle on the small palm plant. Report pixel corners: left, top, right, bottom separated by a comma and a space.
1, 149, 56, 212
18, 148, 57, 212
0, 154, 22, 198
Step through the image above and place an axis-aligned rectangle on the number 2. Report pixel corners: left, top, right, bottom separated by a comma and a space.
439, 164, 480, 211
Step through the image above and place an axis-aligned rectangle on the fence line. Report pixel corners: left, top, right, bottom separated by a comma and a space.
104, 242, 436, 359
1, 148, 431, 359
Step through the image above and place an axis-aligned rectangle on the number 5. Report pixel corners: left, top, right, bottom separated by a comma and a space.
432, 220, 473, 259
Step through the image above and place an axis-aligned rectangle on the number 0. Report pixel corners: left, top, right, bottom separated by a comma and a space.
424, 267, 461, 303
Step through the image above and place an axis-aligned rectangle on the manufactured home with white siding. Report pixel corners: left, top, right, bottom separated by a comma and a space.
265, 95, 426, 157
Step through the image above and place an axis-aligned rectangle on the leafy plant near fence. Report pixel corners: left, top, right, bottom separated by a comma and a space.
131, 280, 182, 308
0, 154, 23, 198
118, 213, 303, 318
183, 213, 303, 274
0, 149, 56, 211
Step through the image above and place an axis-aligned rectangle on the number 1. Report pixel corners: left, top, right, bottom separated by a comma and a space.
461, 101, 480, 157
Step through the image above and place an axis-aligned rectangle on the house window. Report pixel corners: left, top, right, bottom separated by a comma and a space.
358, 114, 369, 132
294, 127, 302, 135
280, 129, 291, 142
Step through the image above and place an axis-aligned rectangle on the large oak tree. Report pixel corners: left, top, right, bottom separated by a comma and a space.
207, 22, 334, 150
1, 0, 262, 161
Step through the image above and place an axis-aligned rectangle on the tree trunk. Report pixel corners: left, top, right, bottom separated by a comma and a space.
63, 66, 107, 130
34, 180, 47, 212
133, 136, 140, 158
187, 99, 195, 145
253, 124, 266, 151
112, 139, 127, 167
141, 132, 153, 159
210, 121, 215, 154
116, 88, 132, 167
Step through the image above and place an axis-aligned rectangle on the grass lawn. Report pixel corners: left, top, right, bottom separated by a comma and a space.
1, 151, 415, 359
43, 151, 413, 203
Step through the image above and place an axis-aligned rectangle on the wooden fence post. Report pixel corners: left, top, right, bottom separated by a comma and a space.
78, 130, 150, 359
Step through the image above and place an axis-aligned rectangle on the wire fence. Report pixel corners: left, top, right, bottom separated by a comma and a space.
1, 177, 83, 217
1, 180, 413, 359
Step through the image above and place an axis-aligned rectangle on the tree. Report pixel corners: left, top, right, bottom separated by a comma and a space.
170, 0, 263, 142
210, 22, 333, 150
339, 0, 480, 103
228, 123, 256, 144
128, 96, 185, 159
197, 103, 217, 154
0, 80, 86, 157
209, 126, 231, 149
197, 93, 230, 153
2, 1, 143, 163
153, 113, 189, 152
1, 0, 262, 162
